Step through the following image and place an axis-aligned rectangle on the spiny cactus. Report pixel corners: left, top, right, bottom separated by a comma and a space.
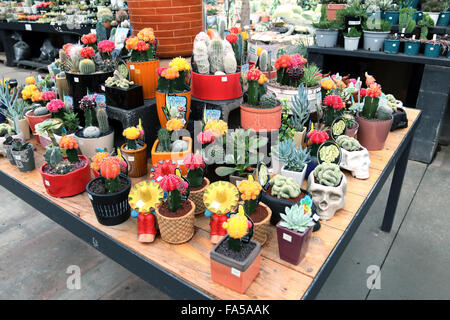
157, 128, 171, 152
83, 126, 101, 138
222, 39, 234, 56
313, 163, 343, 187
96, 22, 107, 42
79, 59, 96, 75
96, 107, 110, 134
33, 106, 49, 116
269, 175, 301, 199
260, 94, 277, 108
287, 66, 304, 87
208, 39, 224, 73
223, 52, 237, 74
218, 18, 226, 40
43, 145, 63, 170
55, 162, 73, 175
258, 49, 269, 72
336, 135, 361, 151
377, 102, 394, 120
193, 41, 210, 74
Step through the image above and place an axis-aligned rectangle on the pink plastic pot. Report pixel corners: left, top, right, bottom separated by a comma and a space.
191, 71, 242, 101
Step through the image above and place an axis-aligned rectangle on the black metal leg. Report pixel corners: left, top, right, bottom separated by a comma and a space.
381, 139, 412, 232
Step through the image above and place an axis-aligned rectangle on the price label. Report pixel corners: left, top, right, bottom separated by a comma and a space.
235, 180, 243, 186
283, 233, 292, 242
14, 155, 21, 160
231, 268, 241, 277
210, 201, 220, 210
128, 156, 134, 162
313, 214, 320, 221
177, 159, 184, 165
129, 65, 135, 70
74, 77, 79, 83
156, 176, 163, 182
136, 200, 145, 208
50, 21, 55, 25
25, 24, 32, 31
91, 29, 96, 34
348, 20, 360, 25
88, 194, 93, 200
392, 43, 396, 47
101, 85, 105, 91
44, 180, 50, 186
221, 77, 228, 82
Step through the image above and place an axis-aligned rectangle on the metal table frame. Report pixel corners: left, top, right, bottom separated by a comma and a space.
0, 112, 420, 300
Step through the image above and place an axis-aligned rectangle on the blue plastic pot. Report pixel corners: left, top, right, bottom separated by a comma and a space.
384, 39, 400, 53
424, 42, 441, 58
413, 10, 423, 21
382, 11, 400, 24
406, 0, 419, 9
404, 41, 420, 55
436, 12, 450, 26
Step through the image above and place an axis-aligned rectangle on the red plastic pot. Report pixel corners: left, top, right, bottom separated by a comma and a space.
276, 223, 312, 265
25, 110, 51, 142
191, 71, 242, 101
40, 155, 91, 197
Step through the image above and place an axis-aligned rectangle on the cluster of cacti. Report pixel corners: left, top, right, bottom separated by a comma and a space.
157, 128, 171, 152
269, 175, 301, 199
386, 94, 398, 111
105, 70, 134, 89
260, 94, 277, 109
33, 106, 49, 116
83, 126, 101, 138
0, 123, 15, 137
313, 163, 343, 187
193, 33, 237, 75
336, 135, 361, 151
79, 59, 96, 75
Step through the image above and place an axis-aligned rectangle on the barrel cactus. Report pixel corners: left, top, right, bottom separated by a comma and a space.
223, 52, 237, 74
79, 59, 96, 75
208, 39, 224, 73
34, 106, 49, 116
260, 94, 277, 108
313, 163, 343, 187
83, 126, 101, 138
336, 135, 361, 151
269, 175, 301, 199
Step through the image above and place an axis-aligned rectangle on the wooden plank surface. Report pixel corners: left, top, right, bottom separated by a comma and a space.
0, 108, 420, 300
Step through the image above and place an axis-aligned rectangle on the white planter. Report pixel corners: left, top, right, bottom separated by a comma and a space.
307, 85, 322, 113
426, 12, 440, 26
281, 164, 307, 187
75, 130, 114, 159
7, 118, 31, 140
340, 147, 371, 180
344, 36, 360, 51
269, 155, 285, 175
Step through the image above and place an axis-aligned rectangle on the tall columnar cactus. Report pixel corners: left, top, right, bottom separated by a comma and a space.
157, 128, 171, 152
218, 19, 226, 40
79, 59, 96, 75
96, 107, 110, 134
313, 163, 343, 187
258, 49, 269, 72
193, 41, 210, 74
208, 39, 224, 73
223, 53, 237, 74
269, 175, 301, 199
336, 135, 361, 151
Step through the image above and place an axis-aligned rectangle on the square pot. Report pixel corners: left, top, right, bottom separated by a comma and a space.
424, 43, 441, 58
210, 236, 261, 294
105, 84, 144, 110
281, 164, 307, 187
276, 223, 312, 265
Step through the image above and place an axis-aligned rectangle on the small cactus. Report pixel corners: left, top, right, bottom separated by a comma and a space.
269, 175, 301, 199
83, 126, 101, 138
0, 123, 15, 137
336, 135, 361, 151
33, 106, 49, 116
223, 53, 237, 74
157, 128, 171, 152
96, 107, 110, 134
55, 162, 73, 175
258, 49, 269, 72
118, 63, 129, 79
208, 39, 224, 73
259, 94, 277, 108
79, 59, 96, 75
313, 163, 343, 187
43, 145, 63, 170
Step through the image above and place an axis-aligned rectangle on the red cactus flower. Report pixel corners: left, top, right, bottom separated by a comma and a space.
81, 33, 97, 45
80, 47, 95, 59
197, 130, 215, 144
160, 174, 182, 192
226, 33, 238, 44
246, 68, 262, 81
98, 40, 115, 53
307, 130, 329, 145
290, 54, 307, 68
184, 153, 205, 170
324, 95, 344, 110
229, 27, 239, 34
100, 157, 121, 179
274, 55, 293, 70
150, 160, 177, 182
136, 40, 150, 52
360, 88, 367, 97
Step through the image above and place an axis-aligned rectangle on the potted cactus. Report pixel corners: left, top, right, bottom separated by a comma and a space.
126, 28, 159, 100
105, 70, 144, 110
380, 0, 400, 24
336, 135, 371, 180
307, 163, 347, 220
278, 138, 311, 186
155, 57, 191, 128
276, 201, 315, 265
362, 19, 393, 51
0, 124, 23, 158
314, 18, 342, 48
25, 104, 51, 142
240, 68, 282, 132
74, 94, 114, 159
237, 175, 272, 245
121, 122, 147, 178
210, 205, 261, 294
184, 152, 210, 216
422, 0, 446, 26
386, 94, 408, 131
86, 156, 131, 226
384, 33, 401, 54
191, 32, 242, 101
154, 173, 196, 244
10, 139, 35, 172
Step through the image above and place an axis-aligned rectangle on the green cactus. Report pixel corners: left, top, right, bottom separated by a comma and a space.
33, 106, 49, 116
62, 112, 80, 133
362, 96, 379, 120
269, 175, 301, 199
258, 49, 269, 72
208, 39, 224, 73
313, 163, 343, 187
223, 52, 237, 74
260, 94, 277, 108
79, 59, 96, 75
218, 18, 226, 40
43, 145, 63, 170
0, 123, 15, 137
118, 63, 129, 79
96, 107, 110, 134
96, 22, 107, 41
277, 46, 287, 58
83, 126, 101, 138
377, 102, 394, 121
157, 128, 171, 152
336, 135, 361, 151
55, 162, 73, 175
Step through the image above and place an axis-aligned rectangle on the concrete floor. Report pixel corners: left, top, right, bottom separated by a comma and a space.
0, 65, 449, 300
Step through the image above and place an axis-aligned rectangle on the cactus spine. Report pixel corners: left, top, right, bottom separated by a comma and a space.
96, 107, 110, 134
79, 59, 96, 75
193, 41, 210, 74
157, 128, 171, 152
208, 39, 224, 73
223, 53, 237, 74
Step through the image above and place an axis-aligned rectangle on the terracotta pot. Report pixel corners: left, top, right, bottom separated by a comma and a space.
121, 143, 148, 178
75, 130, 115, 159
25, 110, 51, 141
240, 104, 282, 132
126, 60, 159, 99
276, 223, 312, 265
155, 89, 191, 128
151, 137, 192, 175
154, 199, 195, 244
260, 15, 270, 22
251, 202, 272, 246
40, 155, 91, 198
356, 115, 393, 151
188, 177, 210, 215
191, 71, 243, 101
55, 74, 69, 99
326, 4, 346, 21
210, 236, 261, 294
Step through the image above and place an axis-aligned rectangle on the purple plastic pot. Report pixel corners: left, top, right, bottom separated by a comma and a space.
276, 223, 312, 265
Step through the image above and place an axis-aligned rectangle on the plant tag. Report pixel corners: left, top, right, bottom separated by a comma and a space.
349, 20, 360, 25
283, 233, 292, 242
130, 65, 135, 70
74, 77, 79, 83
210, 201, 220, 210
25, 24, 32, 31
156, 176, 163, 182
412, 35, 416, 40
374, 39, 378, 42
177, 159, 184, 165
50, 21, 55, 25
91, 29, 96, 34
136, 200, 145, 208
313, 214, 320, 221
101, 85, 105, 91
221, 77, 228, 82
231, 268, 241, 277
14, 155, 21, 160
433, 34, 437, 41
88, 194, 93, 200
44, 180, 50, 186
401, 28, 406, 34
128, 156, 134, 162
392, 43, 396, 47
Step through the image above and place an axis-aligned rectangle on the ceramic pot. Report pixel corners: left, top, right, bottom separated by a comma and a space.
307, 85, 322, 113
11, 144, 35, 172
281, 164, 307, 187
340, 147, 371, 180
251, 202, 272, 246
55, 73, 69, 99
293, 128, 306, 148
240, 104, 282, 132
276, 223, 312, 265
356, 114, 393, 151
75, 129, 114, 159
154, 199, 195, 244
189, 177, 210, 215
126, 60, 159, 99
65, 71, 112, 109
121, 143, 148, 178
363, 31, 390, 51
316, 29, 339, 47
344, 36, 360, 51
345, 121, 359, 138
266, 83, 298, 110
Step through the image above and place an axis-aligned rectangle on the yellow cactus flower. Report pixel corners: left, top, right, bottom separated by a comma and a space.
169, 57, 191, 72
237, 175, 262, 201
123, 127, 140, 140
321, 78, 336, 90
223, 205, 249, 239
241, 31, 249, 40
91, 152, 110, 171
125, 36, 139, 50
166, 118, 184, 131
25, 76, 36, 85
129, 181, 163, 214
258, 73, 268, 85
257, 47, 263, 57
21, 84, 39, 100
203, 181, 239, 215
204, 119, 228, 137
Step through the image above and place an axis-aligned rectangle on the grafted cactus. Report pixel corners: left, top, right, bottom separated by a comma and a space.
208, 39, 224, 73
313, 163, 343, 187
269, 175, 301, 199
336, 135, 361, 151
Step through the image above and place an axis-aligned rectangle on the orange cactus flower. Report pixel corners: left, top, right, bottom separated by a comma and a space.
100, 157, 121, 179
321, 78, 336, 90
161, 67, 179, 80
59, 136, 78, 150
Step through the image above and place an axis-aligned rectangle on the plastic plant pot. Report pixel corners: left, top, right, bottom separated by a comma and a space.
240, 104, 282, 132
126, 60, 159, 100
105, 84, 144, 110
150, 137, 192, 176
437, 12, 450, 26
356, 114, 393, 151
86, 174, 132, 226
11, 144, 35, 172
424, 42, 441, 58
344, 36, 360, 51
191, 71, 242, 101
120, 143, 148, 178
155, 90, 191, 129
391, 107, 408, 131
384, 39, 400, 54
413, 11, 423, 21
276, 223, 312, 265
75, 129, 114, 160
404, 41, 421, 55
25, 110, 51, 142
315, 29, 339, 48
363, 31, 390, 51
382, 11, 400, 24
426, 12, 440, 25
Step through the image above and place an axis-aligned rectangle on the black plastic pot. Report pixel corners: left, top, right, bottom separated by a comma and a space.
391, 107, 408, 131
86, 174, 132, 226
4, 138, 22, 165
66, 71, 113, 109
105, 84, 144, 110
11, 145, 35, 172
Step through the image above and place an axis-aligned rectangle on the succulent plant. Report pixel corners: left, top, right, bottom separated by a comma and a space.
79, 59, 96, 75
0, 123, 15, 137
62, 112, 80, 133
193, 41, 210, 74
105, 70, 134, 89
279, 203, 315, 233
336, 135, 361, 151
83, 126, 101, 138
223, 52, 237, 74
258, 49, 269, 72
43, 145, 64, 170
260, 94, 277, 109
282, 144, 311, 173
269, 175, 301, 199
96, 107, 110, 134
33, 106, 49, 116
208, 39, 224, 73
118, 63, 129, 79
157, 128, 171, 152
291, 83, 309, 131
313, 163, 343, 187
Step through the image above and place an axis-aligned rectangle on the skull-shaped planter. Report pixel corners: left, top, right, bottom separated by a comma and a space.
340, 147, 371, 180
307, 173, 347, 220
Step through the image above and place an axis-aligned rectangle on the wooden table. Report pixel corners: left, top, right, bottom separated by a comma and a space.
0, 108, 421, 300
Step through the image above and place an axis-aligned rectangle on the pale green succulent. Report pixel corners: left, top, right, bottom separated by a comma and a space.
279, 204, 315, 233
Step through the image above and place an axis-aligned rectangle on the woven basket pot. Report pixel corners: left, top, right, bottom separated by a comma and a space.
251, 202, 272, 246
188, 177, 210, 216
155, 199, 196, 244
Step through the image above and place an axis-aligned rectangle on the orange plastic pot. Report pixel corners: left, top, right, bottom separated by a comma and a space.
240, 104, 282, 132
155, 90, 191, 129
191, 71, 242, 101
151, 136, 192, 175
126, 60, 159, 99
